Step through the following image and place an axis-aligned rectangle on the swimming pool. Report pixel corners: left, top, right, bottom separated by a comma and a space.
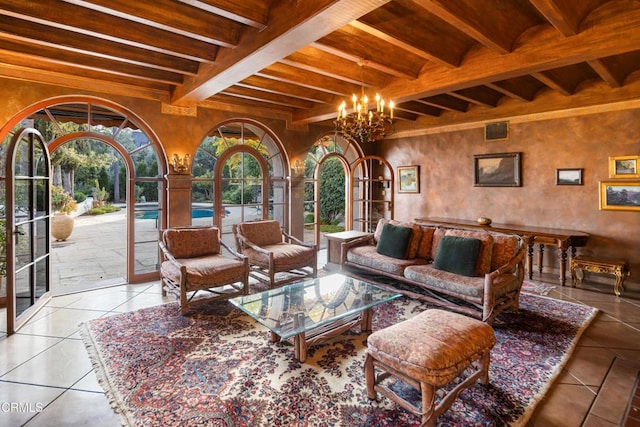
136, 207, 214, 220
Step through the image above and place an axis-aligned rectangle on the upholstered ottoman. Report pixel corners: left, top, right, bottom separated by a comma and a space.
364, 309, 496, 426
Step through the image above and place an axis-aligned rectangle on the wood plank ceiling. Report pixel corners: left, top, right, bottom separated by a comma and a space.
0, 0, 639, 132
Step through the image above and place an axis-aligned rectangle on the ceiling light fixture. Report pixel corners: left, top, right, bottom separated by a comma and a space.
335, 61, 395, 144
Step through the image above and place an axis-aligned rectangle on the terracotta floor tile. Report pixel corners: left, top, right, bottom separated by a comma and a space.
591, 358, 640, 425
564, 346, 616, 387
529, 383, 596, 427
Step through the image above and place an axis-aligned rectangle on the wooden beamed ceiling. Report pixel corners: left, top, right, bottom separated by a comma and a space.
0, 0, 639, 132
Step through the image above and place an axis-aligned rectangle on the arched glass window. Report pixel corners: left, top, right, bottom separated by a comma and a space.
0, 99, 166, 285
192, 119, 288, 246
303, 133, 362, 247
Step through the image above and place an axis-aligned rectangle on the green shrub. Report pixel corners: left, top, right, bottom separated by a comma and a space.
86, 204, 121, 215
74, 191, 87, 203
319, 224, 344, 233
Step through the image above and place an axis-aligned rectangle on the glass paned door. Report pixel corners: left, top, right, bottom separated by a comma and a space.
5, 128, 52, 334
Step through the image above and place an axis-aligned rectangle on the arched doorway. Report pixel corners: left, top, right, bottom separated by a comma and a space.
1, 128, 52, 334
0, 97, 167, 296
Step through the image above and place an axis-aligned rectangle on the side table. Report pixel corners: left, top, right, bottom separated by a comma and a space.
570, 255, 630, 296
324, 230, 372, 271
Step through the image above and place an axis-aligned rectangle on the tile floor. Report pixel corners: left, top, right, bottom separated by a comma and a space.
1, 271, 639, 426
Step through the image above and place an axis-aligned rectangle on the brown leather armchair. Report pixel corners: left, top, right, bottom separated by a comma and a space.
232, 220, 317, 288
159, 226, 249, 315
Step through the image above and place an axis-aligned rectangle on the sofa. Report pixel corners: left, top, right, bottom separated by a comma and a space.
340, 218, 528, 324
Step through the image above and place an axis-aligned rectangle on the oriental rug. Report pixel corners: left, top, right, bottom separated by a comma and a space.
81, 293, 596, 427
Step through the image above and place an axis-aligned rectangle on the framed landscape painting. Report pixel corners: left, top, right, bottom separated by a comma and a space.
474, 152, 521, 187
599, 181, 640, 211
556, 168, 583, 185
609, 155, 639, 178
398, 166, 419, 193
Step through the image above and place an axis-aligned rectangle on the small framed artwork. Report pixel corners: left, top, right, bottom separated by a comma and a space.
609, 155, 639, 178
484, 121, 509, 141
556, 168, 583, 185
398, 166, 419, 193
599, 181, 640, 211
474, 152, 521, 187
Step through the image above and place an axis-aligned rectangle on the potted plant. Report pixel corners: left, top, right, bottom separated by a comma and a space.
51, 185, 78, 241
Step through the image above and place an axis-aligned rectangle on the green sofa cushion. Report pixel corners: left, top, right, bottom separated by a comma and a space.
433, 235, 482, 277
376, 223, 413, 259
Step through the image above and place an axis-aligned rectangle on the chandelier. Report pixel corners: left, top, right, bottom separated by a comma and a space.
334, 65, 395, 144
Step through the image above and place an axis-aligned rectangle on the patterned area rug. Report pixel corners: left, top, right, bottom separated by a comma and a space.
81, 293, 596, 426
521, 280, 556, 296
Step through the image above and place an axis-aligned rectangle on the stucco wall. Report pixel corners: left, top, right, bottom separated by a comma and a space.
382, 109, 640, 284
1, 80, 638, 285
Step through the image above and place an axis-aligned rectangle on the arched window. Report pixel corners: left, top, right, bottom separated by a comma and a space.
0, 98, 166, 289
303, 133, 362, 247
192, 119, 288, 245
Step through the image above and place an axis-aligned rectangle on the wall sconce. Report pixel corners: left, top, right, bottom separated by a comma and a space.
171, 153, 191, 174
291, 159, 304, 175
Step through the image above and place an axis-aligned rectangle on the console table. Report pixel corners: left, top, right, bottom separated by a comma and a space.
416, 217, 589, 286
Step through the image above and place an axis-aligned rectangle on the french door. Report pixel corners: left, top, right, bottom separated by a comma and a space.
4, 128, 52, 334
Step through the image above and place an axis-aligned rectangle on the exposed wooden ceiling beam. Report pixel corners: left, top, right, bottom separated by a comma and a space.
0, 0, 220, 62
172, 0, 391, 104
420, 94, 468, 112
349, 20, 458, 67
0, 44, 184, 85
0, 56, 172, 95
238, 75, 336, 104
409, 0, 529, 54
450, 87, 502, 108
0, 15, 199, 75
528, 0, 580, 35
257, 63, 362, 97
532, 71, 573, 95
313, 24, 424, 80
293, 7, 640, 124
588, 59, 623, 88
176, 0, 270, 30
486, 77, 543, 102
282, 46, 389, 88
63, 0, 242, 47
396, 101, 442, 117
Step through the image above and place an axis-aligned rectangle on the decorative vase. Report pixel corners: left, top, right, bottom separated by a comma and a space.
477, 216, 492, 226
51, 213, 75, 241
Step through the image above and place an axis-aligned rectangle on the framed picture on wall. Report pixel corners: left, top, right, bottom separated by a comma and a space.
556, 168, 583, 185
398, 166, 419, 193
474, 152, 522, 187
609, 155, 639, 178
599, 181, 640, 211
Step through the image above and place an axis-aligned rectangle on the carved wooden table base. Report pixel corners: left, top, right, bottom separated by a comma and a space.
570, 256, 630, 296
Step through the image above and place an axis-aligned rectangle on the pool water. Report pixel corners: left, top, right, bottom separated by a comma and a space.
136, 208, 214, 220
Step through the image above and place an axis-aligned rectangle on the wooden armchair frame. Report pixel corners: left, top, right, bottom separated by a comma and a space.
232, 220, 317, 288
159, 226, 249, 315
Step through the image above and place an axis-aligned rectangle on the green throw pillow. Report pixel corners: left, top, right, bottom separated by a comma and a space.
376, 223, 413, 259
433, 236, 481, 277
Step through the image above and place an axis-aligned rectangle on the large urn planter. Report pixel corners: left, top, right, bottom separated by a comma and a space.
51, 213, 75, 241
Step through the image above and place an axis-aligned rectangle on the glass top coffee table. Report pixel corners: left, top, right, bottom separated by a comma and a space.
229, 273, 401, 362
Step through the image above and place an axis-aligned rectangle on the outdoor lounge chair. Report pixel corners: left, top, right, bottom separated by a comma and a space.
159, 226, 249, 315
232, 220, 317, 288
